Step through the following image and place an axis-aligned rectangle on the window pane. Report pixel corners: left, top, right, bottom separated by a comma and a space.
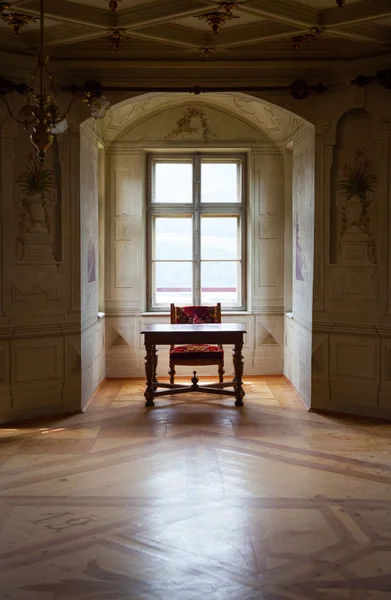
201, 162, 240, 203
201, 217, 239, 260
154, 261, 192, 306
201, 261, 240, 306
154, 163, 192, 203
155, 217, 192, 260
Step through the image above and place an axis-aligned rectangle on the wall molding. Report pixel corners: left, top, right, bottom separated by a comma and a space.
0, 320, 81, 340
313, 319, 391, 338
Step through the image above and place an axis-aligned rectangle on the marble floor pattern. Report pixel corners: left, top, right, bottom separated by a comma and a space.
0, 376, 391, 600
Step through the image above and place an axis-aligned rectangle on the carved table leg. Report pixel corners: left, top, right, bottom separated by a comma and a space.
144, 342, 156, 407
152, 345, 158, 391
233, 342, 245, 406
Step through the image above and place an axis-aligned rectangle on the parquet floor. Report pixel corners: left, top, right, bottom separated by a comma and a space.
1, 376, 391, 600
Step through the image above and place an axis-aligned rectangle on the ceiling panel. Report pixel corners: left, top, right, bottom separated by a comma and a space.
0, 0, 389, 70
294, 0, 362, 7
373, 16, 391, 26
56, 0, 157, 7
0, 17, 61, 30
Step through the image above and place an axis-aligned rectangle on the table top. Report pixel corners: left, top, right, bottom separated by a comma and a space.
141, 323, 247, 334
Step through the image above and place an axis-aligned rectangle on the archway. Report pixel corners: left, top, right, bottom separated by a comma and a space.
79, 92, 315, 409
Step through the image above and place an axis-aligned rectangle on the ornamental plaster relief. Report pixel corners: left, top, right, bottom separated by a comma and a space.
12, 271, 60, 303
328, 268, 379, 301
118, 104, 269, 144
329, 110, 379, 267
165, 107, 215, 142
104, 96, 171, 141
103, 93, 294, 145
115, 221, 133, 241
258, 214, 277, 239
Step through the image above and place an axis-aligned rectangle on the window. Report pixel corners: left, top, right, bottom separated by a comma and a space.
147, 154, 246, 311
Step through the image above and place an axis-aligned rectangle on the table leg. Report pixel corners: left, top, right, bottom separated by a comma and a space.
152, 345, 158, 391
144, 342, 156, 407
233, 342, 245, 406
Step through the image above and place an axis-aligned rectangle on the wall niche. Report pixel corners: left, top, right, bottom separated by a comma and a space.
330, 109, 377, 266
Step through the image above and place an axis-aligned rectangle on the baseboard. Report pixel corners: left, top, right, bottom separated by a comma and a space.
309, 403, 391, 421
0, 400, 82, 426
283, 375, 310, 410
82, 377, 107, 411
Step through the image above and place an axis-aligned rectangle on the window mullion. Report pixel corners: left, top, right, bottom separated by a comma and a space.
194, 155, 201, 305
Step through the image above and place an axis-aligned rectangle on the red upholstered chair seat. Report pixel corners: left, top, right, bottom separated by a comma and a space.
170, 344, 224, 359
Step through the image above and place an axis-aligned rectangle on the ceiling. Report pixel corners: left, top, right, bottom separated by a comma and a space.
0, 0, 390, 86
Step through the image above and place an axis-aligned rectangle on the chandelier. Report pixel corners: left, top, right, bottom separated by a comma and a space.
0, 0, 110, 162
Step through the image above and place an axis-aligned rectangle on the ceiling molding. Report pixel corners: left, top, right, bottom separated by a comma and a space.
321, 0, 391, 27
329, 22, 391, 45
117, 0, 220, 30
11, 0, 115, 29
125, 24, 207, 49
208, 21, 307, 48
240, 0, 319, 28
25, 23, 106, 47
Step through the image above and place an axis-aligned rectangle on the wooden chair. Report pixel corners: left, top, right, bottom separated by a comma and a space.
169, 303, 225, 384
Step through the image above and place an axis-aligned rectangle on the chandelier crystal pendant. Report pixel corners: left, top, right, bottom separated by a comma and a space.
0, 0, 110, 163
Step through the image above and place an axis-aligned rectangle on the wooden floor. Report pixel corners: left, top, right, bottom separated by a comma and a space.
1, 376, 391, 600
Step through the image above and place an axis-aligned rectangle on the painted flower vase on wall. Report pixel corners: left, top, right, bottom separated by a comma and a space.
16, 156, 57, 263
337, 149, 377, 265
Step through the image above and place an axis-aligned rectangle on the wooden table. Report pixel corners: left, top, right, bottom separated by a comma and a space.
141, 323, 246, 408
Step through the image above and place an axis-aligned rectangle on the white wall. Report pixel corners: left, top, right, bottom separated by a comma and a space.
0, 109, 82, 423
311, 87, 391, 419
80, 123, 105, 409
284, 127, 315, 407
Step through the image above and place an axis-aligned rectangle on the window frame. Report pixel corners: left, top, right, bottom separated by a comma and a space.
146, 152, 247, 312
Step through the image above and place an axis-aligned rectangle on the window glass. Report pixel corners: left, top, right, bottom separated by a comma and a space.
154, 262, 193, 306
201, 261, 240, 306
201, 162, 239, 203
201, 217, 239, 260
154, 163, 192, 203
155, 217, 192, 260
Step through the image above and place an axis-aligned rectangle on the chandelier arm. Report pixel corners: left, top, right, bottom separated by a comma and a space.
0, 95, 35, 125
62, 96, 76, 120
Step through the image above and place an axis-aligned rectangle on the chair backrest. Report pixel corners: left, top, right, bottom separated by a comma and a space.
170, 303, 221, 325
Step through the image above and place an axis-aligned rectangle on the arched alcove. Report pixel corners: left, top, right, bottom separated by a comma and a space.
79, 92, 316, 409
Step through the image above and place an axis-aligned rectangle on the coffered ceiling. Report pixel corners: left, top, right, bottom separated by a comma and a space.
0, 0, 390, 84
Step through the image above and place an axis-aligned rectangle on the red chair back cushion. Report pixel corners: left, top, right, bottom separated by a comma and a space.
173, 306, 218, 324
